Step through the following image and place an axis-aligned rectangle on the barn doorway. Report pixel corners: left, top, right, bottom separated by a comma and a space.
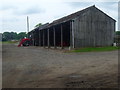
55, 21, 71, 48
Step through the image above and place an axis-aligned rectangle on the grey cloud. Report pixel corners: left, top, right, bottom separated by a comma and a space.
66, 2, 117, 9
2, 18, 19, 22
24, 7, 45, 14
0, 5, 17, 10
66, 2, 118, 12
66, 2, 93, 8
14, 6, 45, 15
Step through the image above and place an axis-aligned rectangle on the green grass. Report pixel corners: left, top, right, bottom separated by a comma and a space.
71, 46, 119, 52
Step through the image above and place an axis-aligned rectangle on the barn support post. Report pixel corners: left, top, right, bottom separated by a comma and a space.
39, 30, 41, 46
43, 30, 45, 48
70, 21, 72, 49
35, 31, 36, 46
71, 20, 75, 48
47, 28, 50, 48
61, 24, 63, 49
31, 33, 33, 46
33, 32, 35, 46
53, 27, 56, 48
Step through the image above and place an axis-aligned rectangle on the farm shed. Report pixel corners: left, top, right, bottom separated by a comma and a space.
29, 5, 116, 48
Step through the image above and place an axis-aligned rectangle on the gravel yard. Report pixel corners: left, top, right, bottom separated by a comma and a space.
2, 44, 118, 88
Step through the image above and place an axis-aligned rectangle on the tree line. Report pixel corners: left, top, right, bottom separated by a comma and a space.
2, 32, 27, 41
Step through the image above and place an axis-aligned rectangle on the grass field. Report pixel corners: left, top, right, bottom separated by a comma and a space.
70, 46, 119, 52
1, 41, 19, 44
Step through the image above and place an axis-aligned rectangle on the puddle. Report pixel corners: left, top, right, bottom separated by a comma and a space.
68, 75, 81, 78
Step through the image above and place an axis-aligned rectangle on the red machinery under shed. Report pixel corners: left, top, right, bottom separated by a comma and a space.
18, 38, 31, 47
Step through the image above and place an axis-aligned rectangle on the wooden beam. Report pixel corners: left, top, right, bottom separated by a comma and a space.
48, 29, 50, 48
53, 27, 56, 48
39, 30, 41, 46
33, 32, 35, 46
70, 21, 72, 49
43, 30, 45, 47
71, 20, 75, 48
61, 24, 63, 49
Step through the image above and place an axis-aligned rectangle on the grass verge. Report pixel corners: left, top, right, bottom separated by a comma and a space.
70, 46, 119, 53
1, 41, 19, 44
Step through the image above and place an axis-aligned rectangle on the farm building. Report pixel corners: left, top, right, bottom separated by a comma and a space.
28, 5, 116, 48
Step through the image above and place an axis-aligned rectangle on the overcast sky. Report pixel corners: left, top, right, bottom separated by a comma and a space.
0, 0, 119, 33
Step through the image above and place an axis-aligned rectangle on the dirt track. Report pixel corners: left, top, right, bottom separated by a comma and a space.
2, 43, 118, 88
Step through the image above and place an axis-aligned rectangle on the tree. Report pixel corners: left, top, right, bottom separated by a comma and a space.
116, 31, 120, 35
2, 32, 11, 41
10, 32, 17, 40
17, 32, 27, 40
34, 23, 42, 28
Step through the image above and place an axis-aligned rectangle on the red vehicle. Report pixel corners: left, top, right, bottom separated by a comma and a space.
18, 38, 31, 47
